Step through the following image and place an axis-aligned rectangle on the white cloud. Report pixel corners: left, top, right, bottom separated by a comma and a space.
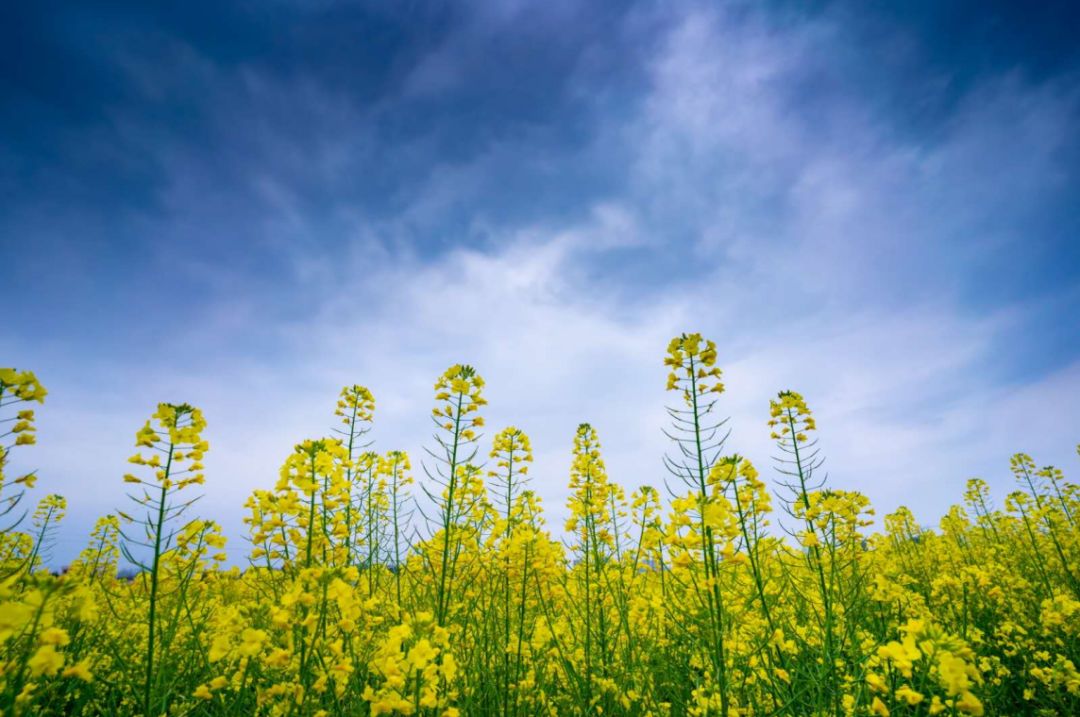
18, 224, 1077, 566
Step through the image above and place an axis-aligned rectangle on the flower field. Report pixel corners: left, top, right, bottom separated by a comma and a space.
1, 334, 1078, 716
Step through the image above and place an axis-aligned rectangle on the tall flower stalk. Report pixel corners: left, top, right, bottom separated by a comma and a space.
663, 333, 733, 716
118, 402, 208, 716
0, 369, 47, 539
423, 364, 486, 625
488, 426, 533, 716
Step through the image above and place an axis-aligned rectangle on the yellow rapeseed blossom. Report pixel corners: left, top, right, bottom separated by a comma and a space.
0, 344, 1075, 716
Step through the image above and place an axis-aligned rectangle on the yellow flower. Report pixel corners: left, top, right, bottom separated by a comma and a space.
407, 639, 438, 670
209, 635, 232, 662
440, 652, 458, 682
938, 651, 973, 695
29, 645, 64, 677
895, 685, 924, 705
39, 627, 70, 646
702, 501, 729, 529
62, 659, 93, 682
239, 628, 268, 656
264, 647, 291, 668
955, 692, 984, 716
879, 637, 921, 678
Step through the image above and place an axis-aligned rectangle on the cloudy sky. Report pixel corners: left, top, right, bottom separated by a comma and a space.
3, 0, 1078, 566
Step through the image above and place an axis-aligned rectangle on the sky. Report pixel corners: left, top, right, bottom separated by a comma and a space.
3, 0, 1079, 567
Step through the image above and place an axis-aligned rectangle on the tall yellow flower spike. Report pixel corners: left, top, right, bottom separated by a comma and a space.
664, 333, 724, 404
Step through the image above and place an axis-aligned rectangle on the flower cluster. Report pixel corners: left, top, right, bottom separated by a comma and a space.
0, 342, 1076, 717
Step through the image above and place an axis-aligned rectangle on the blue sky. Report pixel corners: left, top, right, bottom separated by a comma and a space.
3, 0, 1079, 566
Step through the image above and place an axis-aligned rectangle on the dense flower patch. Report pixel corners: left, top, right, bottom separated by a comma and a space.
1, 340, 1077, 716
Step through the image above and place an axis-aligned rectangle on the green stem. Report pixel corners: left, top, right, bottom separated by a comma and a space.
144, 438, 176, 716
